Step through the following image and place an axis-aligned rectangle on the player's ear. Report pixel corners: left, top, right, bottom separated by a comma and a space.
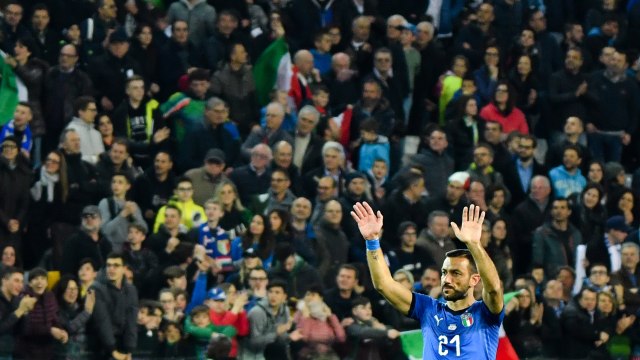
470, 273, 481, 287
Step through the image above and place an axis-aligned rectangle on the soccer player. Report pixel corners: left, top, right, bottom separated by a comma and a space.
351, 202, 504, 359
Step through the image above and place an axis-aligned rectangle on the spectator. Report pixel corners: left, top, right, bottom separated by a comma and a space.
166, 0, 217, 46
132, 151, 174, 220
548, 144, 587, 198
211, 42, 258, 135
246, 279, 302, 359
350, 79, 396, 144
43, 44, 93, 154
14, 267, 67, 359
0, 136, 31, 246
0, 2, 31, 55
204, 287, 249, 358
415, 266, 441, 297
153, 177, 206, 233
148, 205, 193, 268
324, 264, 360, 321
545, 116, 591, 174
214, 180, 252, 236
156, 21, 205, 103
241, 102, 293, 160
61, 206, 112, 275
231, 214, 275, 269
158, 288, 184, 323
611, 242, 640, 314
159, 69, 212, 145
294, 285, 346, 359
548, 49, 589, 141
288, 197, 319, 266
244, 266, 269, 312
532, 198, 582, 277
87, 28, 142, 112
425, 171, 470, 241
77, 258, 99, 298
388, 221, 435, 279
571, 184, 607, 266
271, 141, 302, 195
197, 198, 233, 273
112, 75, 168, 168
98, 172, 148, 252
586, 51, 640, 163
416, 211, 455, 265
560, 287, 611, 359
439, 55, 469, 124
0, 101, 33, 158
123, 224, 160, 299
155, 320, 195, 358
315, 200, 350, 287
249, 168, 296, 216
479, 81, 529, 135
352, 118, 390, 173
481, 120, 512, 174
446, 96, 486, 170
96, 114, 115, 151
54, 275, 96, 359
409, 126, 454, 196
185, 149, 229, 206
78, 0, 118, 60
503, 287, 544, 358
65, 96, 105, 165
184, 305, 236, 359
467, 143, 504, 188
127, 24, 159, 94
291, 105, 324, 176
302, 141, 346, 201
0, 267, 37, 358
503, 134, 546, 207
368, 48, 405, 120
269, 243, 322, 300
345, 296, 405, 360
322, 53, 359, 115
230, 144, 273, 205
94, 139, 139, 197
382, 171, 428, 248
134, 301, 163, 359
89, 252, 138, 359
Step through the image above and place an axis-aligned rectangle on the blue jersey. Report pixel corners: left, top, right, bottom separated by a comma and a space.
409, 292, 504, 359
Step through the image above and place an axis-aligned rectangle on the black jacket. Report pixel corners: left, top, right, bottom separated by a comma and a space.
0, 157, 32, 234
502, 158, 547, 208
89, 278, 138, 354
87, 52, 142, 108
560, 301, 606, 359
292, 132, 324, 176
44, 66, 93, 133
61, 151, 100, 224
382, 190, 428, 248
229, 165, 272, 205
511, 197, 551, 276
156, 40, 203, 101
548, 69, 589, 132
61, 230, 112, 275
181, 121, 242, 170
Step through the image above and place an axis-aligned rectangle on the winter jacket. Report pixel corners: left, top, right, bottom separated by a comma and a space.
355, 135, 390, 173
185, 167, 229, 206
131, 168, 177, 220
410, 148, 454, 196
66, 117, 105, 165
0, 120, 33, 152
181, 120, 241, 171
153, 199, 206, 233
61, 230, 113, 275
87, 52, 142, 107
244, 297, 292, 360
560, 301, 605, 359
94, 152, 140, 198
479, 102, 529, 135
14, 289, 60, 359
241, 127, 294, 161
60, 151, 100, 224
548, 165, 587, 198
532, 222, 582, 277
98, 197, 148, 251
0, 156, 32, 235
55, 302, 93, 360
211, 63, 259, 132
269, 256, 323, 300
13, 58, 49, 136
548, 69, 589, 132
166, 0, 217, 46
229, 165, 272, 205
0, 293, 20, 356
89, 278, 138, 354
44, 66, 94, 134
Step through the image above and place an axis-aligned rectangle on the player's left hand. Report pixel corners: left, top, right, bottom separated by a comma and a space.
451, 204, 485, 247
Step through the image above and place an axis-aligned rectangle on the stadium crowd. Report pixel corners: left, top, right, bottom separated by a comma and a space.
0, 0, 640, 359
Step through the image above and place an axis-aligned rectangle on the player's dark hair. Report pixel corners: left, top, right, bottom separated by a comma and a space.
445, 249, 478, 273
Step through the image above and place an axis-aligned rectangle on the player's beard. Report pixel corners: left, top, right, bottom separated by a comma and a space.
442, 285, 470, 301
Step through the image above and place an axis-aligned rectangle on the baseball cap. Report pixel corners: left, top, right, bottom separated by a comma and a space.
205, 148, 225, 164
243, 247, 258, 258
81, 205, 101, 217
207, 287, 227, 301
606, 215, 631, 233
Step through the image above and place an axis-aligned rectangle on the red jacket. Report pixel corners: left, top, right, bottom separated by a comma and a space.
479, 102, 529, 135
210, 309, 250, 357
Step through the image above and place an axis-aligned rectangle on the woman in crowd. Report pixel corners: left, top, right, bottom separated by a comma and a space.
128, 24, 159, 96
447, 95, 485, 170
588, 161, 607, 190
232, 214, 275, 269
269, 208, 293, 244
54, 275, 95, 359
508, 54, 539, 127
487, 218, 513, 290
0, 244, 20, 269
571, 184, 608, 264
226, 249, 263, 291
504, 287, 544, 358
608, 189, 638, 227
479, 80, 529, 135
215, 180, 252, 237
96, 114, 115, 151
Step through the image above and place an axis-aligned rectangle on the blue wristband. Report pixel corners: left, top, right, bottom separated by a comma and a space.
366, 238, 380, 251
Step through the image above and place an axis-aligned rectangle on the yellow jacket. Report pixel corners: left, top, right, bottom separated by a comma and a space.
153, 199, 206, 233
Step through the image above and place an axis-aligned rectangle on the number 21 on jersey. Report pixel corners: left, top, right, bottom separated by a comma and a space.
438, 334, 461, 356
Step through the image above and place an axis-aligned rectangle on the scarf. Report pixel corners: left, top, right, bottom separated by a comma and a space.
31, 166, 59, 202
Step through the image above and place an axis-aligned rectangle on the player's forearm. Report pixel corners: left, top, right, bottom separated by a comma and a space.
367, 248, 394, 292
467, 243, 502, 294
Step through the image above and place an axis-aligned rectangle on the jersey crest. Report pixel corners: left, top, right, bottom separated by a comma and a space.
461, 312, 474, 327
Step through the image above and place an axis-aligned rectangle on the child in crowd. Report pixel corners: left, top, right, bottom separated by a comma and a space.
205, 287, 250, 358
184, 305, 237, 359
311, 30, 333, 75
346, 297, 405, 360
353, 118, 390, 173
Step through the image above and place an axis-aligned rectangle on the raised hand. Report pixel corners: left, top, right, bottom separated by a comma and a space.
450, 204, 485, 247
351, 202, 383, 240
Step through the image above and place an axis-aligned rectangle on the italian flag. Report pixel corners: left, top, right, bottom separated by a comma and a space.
253, 36, 292, 106
0, 51, 28, 125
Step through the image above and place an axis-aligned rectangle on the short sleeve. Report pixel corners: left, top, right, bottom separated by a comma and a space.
409, 292, 436, 322
480, 301, 505, 326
